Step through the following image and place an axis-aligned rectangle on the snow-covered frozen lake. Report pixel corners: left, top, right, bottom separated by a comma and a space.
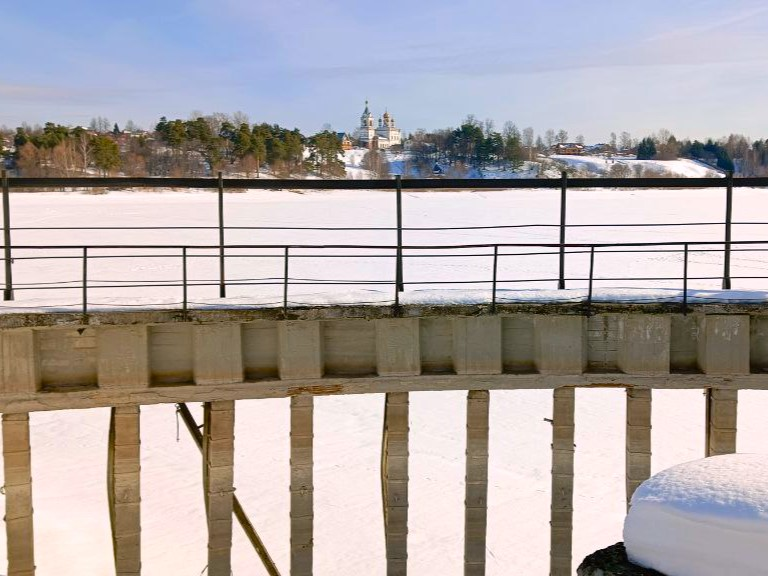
1, 186, 768, 575
3, 185, 768, 312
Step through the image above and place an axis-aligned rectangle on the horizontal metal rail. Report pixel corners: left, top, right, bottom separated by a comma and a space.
6, 176, 768, 189
6, 221, 768, 233
4, 239, 768, 250
0, 240, 765, 315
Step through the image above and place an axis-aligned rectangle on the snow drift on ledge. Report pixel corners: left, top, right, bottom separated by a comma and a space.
624, 454, 768, 576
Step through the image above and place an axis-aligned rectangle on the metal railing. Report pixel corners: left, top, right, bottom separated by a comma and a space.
2, 171, 768, 315
2, 240, 768, 318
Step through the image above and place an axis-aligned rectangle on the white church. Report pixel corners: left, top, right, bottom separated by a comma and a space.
355, 101, 402, 149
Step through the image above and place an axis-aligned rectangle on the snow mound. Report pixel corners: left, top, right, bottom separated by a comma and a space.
624, 454, 768, 576
550, 155, 723, 178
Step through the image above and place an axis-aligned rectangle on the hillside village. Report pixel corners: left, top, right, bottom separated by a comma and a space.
2, 103, 768, 180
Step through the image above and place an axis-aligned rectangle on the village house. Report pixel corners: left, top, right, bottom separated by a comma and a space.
336, 132, 353, 151
551, 143, 584, 155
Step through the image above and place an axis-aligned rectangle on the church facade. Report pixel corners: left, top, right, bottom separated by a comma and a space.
356, 101, 402, 149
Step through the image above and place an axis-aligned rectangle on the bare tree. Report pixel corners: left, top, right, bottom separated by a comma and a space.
522, 127, 535, 161
75, 131, 93, 173
556, 129, 568, 144
232, 111, 250, 127
483, 118, 495, 137
545, 129, 556, 148
89, 116, 111, 133
362, 149, 390, 178
607, 163, 631, 178
500, 121, 516, 139
619, 131, 633, 151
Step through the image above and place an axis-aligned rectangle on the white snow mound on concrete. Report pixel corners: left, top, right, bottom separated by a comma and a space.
624, 454, 768, 576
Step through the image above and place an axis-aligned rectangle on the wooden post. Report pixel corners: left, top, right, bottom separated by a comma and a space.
550, 387, 574, 576
706, 388, 738, 457
382, 392, 409, 576
107, 406, 141, 576
464, 390, 489, 576
2, 413, 35, 576
290, 395, 314, 576
203, 401, 236, 576
626, 388, 651, 509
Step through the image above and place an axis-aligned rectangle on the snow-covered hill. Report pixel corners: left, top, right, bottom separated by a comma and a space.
345, 149, 723, 180
548, 155, 723, 178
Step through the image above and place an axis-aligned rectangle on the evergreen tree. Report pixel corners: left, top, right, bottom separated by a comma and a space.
637, 137, 657, 160
306, 131, 345, 177
92, 136, 121, 175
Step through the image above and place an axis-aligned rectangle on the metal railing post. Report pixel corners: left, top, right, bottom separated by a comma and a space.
395, 175, 404, 292
491, 245, 498, 313
82, 247, 88, 318
683, 243, 689, 315
586, 245, 595, 316
283, 247, 289, 316
182, 247, 188, 320
218, 171, 226, 298
558, 171, 567, 289
2, 169, 13, 301
722, 170, 733, 289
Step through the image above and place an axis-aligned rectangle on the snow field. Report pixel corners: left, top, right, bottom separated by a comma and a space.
4, 185, 768, 312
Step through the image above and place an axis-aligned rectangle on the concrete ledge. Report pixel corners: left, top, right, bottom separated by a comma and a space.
279, 322, 323, 380
98, 326, 150, 390
535, 316, 586, 374
454, 317, 502, 375
376, 319, 420, 376
697, 315, 750, 374
193, 324, 243, 385
1, 311, 768, 413
1, 330, 39, 394
619, 316, 670, 374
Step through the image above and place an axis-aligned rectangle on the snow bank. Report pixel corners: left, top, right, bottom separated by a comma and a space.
551, 155, 722, 178
624, 454, 768, 576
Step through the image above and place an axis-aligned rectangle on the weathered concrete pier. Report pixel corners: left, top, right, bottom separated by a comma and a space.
0, 302, 762, 575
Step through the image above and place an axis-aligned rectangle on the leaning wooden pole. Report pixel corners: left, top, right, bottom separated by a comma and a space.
176, 403, 281, 576
382, 392, 409, 576
2, 413, 35, 576
107, 406, 141, 576
550, 387, 575, 576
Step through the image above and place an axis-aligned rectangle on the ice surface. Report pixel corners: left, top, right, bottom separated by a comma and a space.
625, 454, 768, 576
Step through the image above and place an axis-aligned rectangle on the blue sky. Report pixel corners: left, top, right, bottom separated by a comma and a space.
2, 0, 767, 142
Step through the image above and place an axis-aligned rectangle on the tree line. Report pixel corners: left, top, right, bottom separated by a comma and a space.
2, 113, 345, 178
3, 112, 768, 178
